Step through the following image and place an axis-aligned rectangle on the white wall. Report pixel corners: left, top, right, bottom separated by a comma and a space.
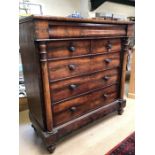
20, 0, 80, 16
19, 0, 134, 17
79, 0, 89, 18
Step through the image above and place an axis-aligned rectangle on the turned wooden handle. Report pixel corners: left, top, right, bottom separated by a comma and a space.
104, 58, 112, 63
68, 64, 76, 70
103, 75, 110, 81
103, 94, 109, 98
68, 46, 75, 52
69, 84, 77, 90
70, 106, 77, 112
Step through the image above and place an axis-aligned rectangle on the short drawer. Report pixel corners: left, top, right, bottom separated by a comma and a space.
92, 38, 121, 54
47, 40, 90, 59
48, 52, 120, 81
53, 84, 119, 126
50, 68, 120, 102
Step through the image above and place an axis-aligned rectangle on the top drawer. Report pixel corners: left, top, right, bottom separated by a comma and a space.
33, 19, 133, 39
48, 24, 126, 38
46, 38, 121, 59
92, 38, 121, 54
47, 40, 90, 59
35, 21, 127, 39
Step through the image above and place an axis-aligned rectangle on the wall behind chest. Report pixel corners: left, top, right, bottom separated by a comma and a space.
19, 0, 134, 17
19, 0, 80, 16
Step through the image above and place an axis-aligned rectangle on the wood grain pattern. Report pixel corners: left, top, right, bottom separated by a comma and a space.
29, 99, 125, 153
47, 40, 90, 59
49, 25, 126, 38
39, 42, 53, 131
48, 52, 120, 80
53, 84, 119, 126
34, 21, 49, 39
50, 68, 119, 102
19, 15, 134, 153
127, 24, 135, 37
20, 15, 134, 25
92, 38, 121, 54
19, 21, 46, 129
120, 38, 129, 98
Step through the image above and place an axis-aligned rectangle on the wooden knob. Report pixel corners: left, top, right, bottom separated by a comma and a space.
69, 84, 77, 90
103, 75, 110, 81
106, 43, 112, 49
68, 64, 76, 70
104, 58, 112, 63
70, 106, 77, 112
68, 46, 75, 52
103, 94, 108, 98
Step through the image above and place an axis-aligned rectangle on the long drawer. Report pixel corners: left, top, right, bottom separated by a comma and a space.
53, 84, 119, 126
48, 24, 126, 38
48, 52, 120, 81
50, 68, 120, 102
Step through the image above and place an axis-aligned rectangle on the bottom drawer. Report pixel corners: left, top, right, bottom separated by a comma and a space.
53, 84, 119, 126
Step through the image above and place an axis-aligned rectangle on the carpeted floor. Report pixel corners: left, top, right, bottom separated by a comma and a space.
19, 98, 134, 155
106, 132, 135, 155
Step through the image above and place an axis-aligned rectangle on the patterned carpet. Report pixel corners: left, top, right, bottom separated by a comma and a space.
106, 132, 135, 155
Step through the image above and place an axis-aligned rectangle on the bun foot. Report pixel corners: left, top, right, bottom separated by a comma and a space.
118, 108, 124, 115
47, 145, 56, 153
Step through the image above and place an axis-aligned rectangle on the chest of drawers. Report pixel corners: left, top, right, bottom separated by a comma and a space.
19, 15, 134, 153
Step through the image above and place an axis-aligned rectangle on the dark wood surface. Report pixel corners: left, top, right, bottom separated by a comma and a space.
19, 21, 46, 130
46, 38, 121, 59
51, 68, 119, 102
120, 38, 129, 98
48, 24, 126, 38
47, 40, 90, 59
19, 15, 134, 153
29, 99, 126, 153
39, 42, 53, 131
91, 38, 121, 53
48, 52, 120, 80
19, 15, 134, 24
53, 84, 119, 126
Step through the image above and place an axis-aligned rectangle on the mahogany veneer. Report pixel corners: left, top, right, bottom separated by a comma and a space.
19, 15, 134, 153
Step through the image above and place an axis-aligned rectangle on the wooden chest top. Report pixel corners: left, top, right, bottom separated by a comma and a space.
20, 15, 134, 39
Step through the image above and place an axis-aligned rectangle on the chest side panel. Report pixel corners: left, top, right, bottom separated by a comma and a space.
19, 21, 46, 129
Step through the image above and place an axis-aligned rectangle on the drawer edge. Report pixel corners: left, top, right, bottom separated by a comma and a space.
55, 99, 126, 130
53, 83, 119, 105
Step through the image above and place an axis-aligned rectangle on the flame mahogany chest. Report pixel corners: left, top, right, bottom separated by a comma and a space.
19, 15, 134, 153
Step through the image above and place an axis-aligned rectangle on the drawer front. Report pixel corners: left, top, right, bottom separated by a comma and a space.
51, 68, 120, 102
48, 52, 120, 81
47, 40, 90, 59
92, 38, 121, 54
53, 84, 119, 126
49, 24, 126, 38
